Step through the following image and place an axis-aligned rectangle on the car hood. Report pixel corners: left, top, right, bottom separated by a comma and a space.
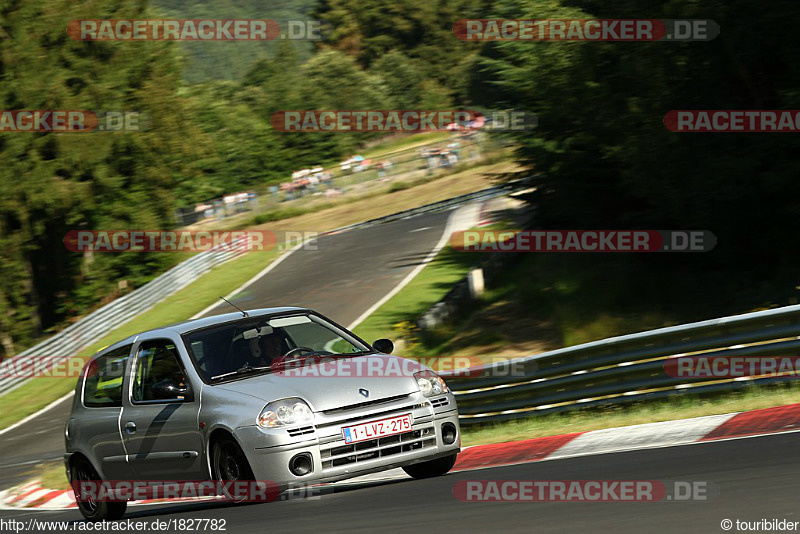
213, 353, 424, 412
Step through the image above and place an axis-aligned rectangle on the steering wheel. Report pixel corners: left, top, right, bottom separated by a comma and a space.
283, 346, 316, 358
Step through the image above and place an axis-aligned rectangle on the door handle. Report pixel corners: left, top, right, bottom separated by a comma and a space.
124, 421, 136, 434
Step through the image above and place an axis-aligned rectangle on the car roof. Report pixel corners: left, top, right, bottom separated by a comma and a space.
98, 307, 309, 355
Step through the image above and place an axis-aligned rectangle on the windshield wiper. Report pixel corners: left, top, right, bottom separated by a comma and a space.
210, 363, 272, 381
332, 350, 371, 357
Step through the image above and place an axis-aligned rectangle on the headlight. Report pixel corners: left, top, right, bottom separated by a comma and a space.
257, 398, 314, 428
414, 370, 448, 397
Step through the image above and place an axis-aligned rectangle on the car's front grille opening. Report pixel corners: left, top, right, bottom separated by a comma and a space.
317, 403, 428, 430
287, 425, 316, 437
430, 397, 449, 409
321, 394, 410, 416
320, 428, 436, 469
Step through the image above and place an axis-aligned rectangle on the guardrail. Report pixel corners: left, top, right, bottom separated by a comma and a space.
0, 240, 248, 397
441, 304, 800, 425
0, 185, 513, 398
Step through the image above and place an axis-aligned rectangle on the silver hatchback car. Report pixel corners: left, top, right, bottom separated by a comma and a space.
65, 307, 460, 521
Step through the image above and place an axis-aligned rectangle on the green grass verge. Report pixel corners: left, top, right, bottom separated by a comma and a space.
351, 246, 484, 352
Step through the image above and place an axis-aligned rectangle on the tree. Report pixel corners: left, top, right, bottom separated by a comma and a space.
0, 0, 217, 353
370, 51, 424, 109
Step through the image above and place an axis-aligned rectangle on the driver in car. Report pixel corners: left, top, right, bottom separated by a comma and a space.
247, 332, 284, 368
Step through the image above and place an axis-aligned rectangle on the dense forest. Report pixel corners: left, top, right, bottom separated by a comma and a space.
1, 0, 799, 357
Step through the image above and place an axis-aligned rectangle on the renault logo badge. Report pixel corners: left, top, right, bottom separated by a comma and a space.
359, 388, 369, 398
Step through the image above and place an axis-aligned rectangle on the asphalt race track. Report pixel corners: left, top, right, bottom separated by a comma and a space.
198, 210, 451, 325
2, 432, 797, 533
0, 209, 451, 490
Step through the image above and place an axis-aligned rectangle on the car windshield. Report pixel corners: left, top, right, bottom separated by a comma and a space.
183, 313, 370, 382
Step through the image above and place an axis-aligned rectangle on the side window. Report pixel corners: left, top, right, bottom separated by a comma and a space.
133, 340, 189, 402
83, 345, 131, 408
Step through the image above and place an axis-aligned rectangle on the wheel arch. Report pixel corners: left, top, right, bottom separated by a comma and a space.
66, 451, 101, 481
206, 426, 244, 476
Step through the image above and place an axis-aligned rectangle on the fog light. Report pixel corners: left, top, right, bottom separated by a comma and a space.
289, 453, 313, 476
441, 422, 457, 445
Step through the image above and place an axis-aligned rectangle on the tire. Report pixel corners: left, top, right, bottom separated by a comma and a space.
402, 453, 458, 480
71, 457, 127, 522
212, 436, 255, 502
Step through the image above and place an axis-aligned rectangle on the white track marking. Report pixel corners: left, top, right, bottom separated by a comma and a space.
347, 203, 481, 331
0, 392, 73, 437
548, 412, 739, 460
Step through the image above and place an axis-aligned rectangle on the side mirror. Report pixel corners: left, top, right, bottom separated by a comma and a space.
372, 339, 394, 354
151, 378, 189, 400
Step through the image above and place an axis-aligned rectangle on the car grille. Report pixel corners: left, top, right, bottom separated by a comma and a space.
320, 427, 436, 469
430, 396, 449, 409
321, 394, 410, 415
287, 426, 315, 437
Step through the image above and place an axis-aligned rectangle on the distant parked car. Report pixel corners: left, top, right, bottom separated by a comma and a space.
65, 308, 460, 521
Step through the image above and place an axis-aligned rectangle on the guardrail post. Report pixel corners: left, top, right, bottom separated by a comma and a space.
468, 268, 485, 299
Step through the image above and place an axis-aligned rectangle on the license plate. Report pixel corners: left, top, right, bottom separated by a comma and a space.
341, 414, 413, 444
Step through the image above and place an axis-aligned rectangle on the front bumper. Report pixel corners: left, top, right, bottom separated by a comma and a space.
236, 391, 460, 485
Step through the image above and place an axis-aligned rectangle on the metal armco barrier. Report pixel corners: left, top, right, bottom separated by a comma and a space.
0, 238, 249, 397
441, 305, 800, 425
